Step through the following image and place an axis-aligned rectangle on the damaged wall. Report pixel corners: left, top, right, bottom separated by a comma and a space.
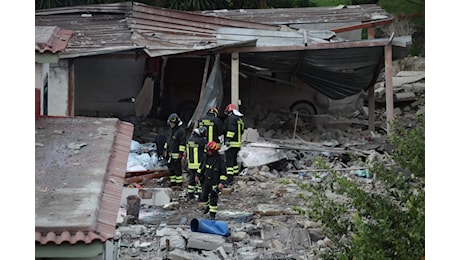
48, 60, 71, 116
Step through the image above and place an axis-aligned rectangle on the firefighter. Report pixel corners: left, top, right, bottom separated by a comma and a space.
164, 113, 186, 188
198, 107, 224, 148
196, 141, 227, 220
223, 103, 244, 185
185, 126, 207, 200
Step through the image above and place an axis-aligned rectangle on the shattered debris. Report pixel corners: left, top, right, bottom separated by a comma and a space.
115, 59, 424, 259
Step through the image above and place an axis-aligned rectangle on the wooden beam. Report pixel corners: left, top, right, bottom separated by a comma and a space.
192, 55, 211, 129
368, 86, 375, 132
368, 27, 375, 39
331, 19, 393, 34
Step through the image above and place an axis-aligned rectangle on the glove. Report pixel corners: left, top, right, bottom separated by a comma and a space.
217, 183, 224, 190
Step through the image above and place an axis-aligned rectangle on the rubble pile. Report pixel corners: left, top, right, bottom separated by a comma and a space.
116, 58, 424, 259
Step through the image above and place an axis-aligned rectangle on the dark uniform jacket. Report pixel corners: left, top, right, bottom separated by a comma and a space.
165, 124, 186, 160
186, 134, 207, 170
198, 113, 224, 144
224, 113, 244, 148
197, 153, 227, 185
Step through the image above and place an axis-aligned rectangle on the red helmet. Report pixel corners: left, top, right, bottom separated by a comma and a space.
224, 104, 236, 115
207, 107, 219, 116
206, 141, 219, 152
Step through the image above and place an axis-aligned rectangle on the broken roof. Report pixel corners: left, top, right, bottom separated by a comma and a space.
35, 2, 411, 100
35, 26, 72, 54
36, 1, 377, 58
199, 4, 392, 29
35, 117, 133, 245
35, 1, 281, 58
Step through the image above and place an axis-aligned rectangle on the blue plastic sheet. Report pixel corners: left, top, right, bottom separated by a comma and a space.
190, 218, 230, 237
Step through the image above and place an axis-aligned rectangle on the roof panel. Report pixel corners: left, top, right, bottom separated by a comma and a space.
35, 26, 72, 53
35, 2, 284, 58
35, 117, 134, 245
200, 4, 392, 27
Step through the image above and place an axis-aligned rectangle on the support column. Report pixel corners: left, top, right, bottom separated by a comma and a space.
231, 52, 239, 109
368, 86, 375, 132
367, 25, 375, 132
384, 34, 395, 133
48, 60, 70, 116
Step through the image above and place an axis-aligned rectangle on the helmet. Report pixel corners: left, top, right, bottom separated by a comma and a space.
207, 107, 219, 116
206, 141, 219, 152
193, 126, 207, 137
224, 104, 236, 115
167, 113, 180, 124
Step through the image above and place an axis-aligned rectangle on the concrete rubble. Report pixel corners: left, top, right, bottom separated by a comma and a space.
115, 58, 424, 259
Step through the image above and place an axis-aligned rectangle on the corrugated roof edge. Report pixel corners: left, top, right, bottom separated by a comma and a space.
35, 26, 73, 54
35, 120, 134, 245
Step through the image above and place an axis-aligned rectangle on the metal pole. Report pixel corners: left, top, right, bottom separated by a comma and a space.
293, 111, 299, 139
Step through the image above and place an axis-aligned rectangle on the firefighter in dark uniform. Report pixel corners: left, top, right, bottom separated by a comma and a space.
198, 107, 224, 148
196, 141, 227, 220
164, 113, 186, 188
223, 103, 244, 185
185, 126, 207, 200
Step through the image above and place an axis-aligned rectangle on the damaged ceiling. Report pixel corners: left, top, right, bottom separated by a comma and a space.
35, 1, 411, 100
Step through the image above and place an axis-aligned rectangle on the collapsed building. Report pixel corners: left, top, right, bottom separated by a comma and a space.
35, 2, 416, 259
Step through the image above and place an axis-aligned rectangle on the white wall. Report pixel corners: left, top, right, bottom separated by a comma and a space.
48, 60, 70, 116
36, 61, 70, 117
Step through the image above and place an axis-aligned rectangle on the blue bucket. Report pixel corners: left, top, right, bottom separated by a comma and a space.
190, 218, 230, 237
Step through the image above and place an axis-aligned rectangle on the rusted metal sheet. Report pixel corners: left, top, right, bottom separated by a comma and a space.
35, 2, 283, 58
34, 2, 410, 101
36, 3, 135, 58
35, 26, 72, 54
35, 117, 134, 245
124, 170, 170, 185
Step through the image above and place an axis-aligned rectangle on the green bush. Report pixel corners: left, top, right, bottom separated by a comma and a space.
301, 115, 425, 259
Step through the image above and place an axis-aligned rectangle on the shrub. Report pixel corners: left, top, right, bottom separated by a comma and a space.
301, 115, 425, 259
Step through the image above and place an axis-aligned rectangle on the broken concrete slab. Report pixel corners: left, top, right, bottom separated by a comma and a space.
166, 248, 203, 260
253, 204, 299, 216
395, 92, 416, 102
242, 127, 260, 142
186, 232, 227, 251
120, 187, 172, 207
239, 142, 287, 168
393, 71, 425, 87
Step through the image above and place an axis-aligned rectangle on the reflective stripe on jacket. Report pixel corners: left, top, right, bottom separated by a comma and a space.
224, 113, 244, 148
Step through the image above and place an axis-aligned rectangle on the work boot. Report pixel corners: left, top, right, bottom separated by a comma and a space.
209, 213, 216, 220
187, 193, 195, 200
203, 206, 210, 215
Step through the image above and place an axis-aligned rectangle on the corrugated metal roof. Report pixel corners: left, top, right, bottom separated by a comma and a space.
35, 117, 134, 245
36, 2, 137, 58
35, 2, 285, 58
200, 4, 392, 29
35, 2, 410, 100
35, 26, 72, 53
